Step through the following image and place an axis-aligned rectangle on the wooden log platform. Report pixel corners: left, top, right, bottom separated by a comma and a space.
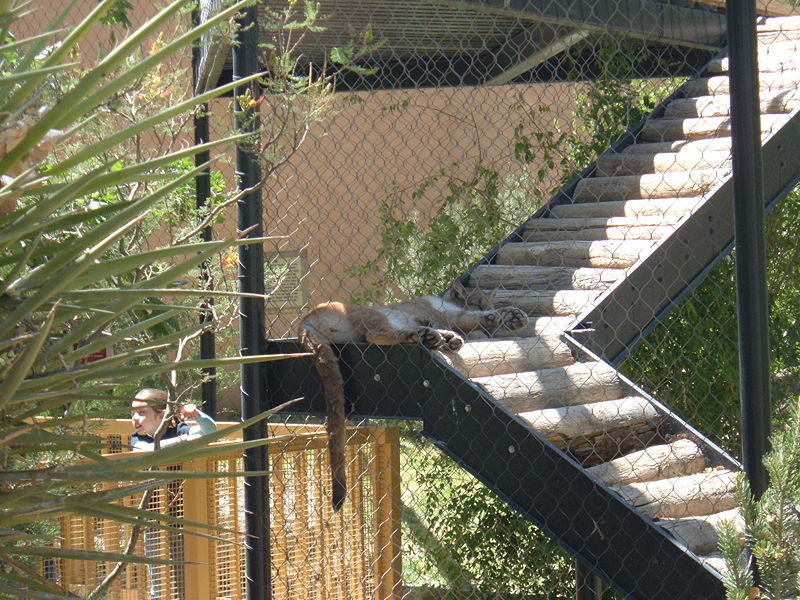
595, 150, 731, 177
683, 71, 800, 97
488, 288, 601, 315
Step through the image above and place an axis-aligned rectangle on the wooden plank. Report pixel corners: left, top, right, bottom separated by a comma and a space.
371, 427, 403, 600
348, 442, 368, 600
684, 71, 800, 96
549, 197, 701, 219
495, 240, 654, 269
640, 112, 787, 142
182, 458, 212, 600
523, 224, 676, 242
270, 450, 290, 600
596, 150, 731, 177
488, 288, 600, 316
709, 51, 800, 74
659, 508, 743, 555
574, 170, 722, 202
665, 90, 800, 118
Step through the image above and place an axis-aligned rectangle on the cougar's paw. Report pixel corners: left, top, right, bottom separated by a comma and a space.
403, 330, 422, 344
479, 311, 501, 329
418, 327, 445, 349
499, 307, 528, 331
439, 329, 464, 352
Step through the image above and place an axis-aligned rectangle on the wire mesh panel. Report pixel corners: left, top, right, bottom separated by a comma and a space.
202, 1, 800, 599
13, 1, 800, 599
51, 422, 400, 600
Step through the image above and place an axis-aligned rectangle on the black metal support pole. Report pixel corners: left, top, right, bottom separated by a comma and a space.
727, 0, 771, 499
194, 106, 218, 417
575, 561, 602, 600
233, 5, 271, 600
192, 8, 217, 417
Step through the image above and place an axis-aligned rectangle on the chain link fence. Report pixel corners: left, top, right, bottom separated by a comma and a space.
18, 0, 800, 599
247, 1, 800, 599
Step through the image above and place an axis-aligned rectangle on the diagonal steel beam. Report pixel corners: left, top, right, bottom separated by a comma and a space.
482, 24, 591, 86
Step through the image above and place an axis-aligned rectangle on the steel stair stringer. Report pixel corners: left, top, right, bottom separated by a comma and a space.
420, 347, 731, 600
265, 338, 736, 600
574, 105, 800, 364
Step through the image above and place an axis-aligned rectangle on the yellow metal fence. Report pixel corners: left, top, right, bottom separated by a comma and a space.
53, 422, 402, 600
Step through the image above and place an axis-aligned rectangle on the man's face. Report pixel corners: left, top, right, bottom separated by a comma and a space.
131, 400, 164, 437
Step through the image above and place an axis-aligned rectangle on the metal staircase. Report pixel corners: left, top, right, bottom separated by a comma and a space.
267, 14, 800, 600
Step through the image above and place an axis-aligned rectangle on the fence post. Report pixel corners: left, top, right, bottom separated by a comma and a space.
372, 428, 403, 600
726, 0, 771, 499
182, 458, 213, 600
191, 7, 217, 417
232, 3, 271, 599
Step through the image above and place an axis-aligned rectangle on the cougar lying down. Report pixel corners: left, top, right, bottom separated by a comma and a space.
298, 280, 528, 510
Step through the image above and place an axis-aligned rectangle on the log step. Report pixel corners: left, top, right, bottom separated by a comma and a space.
622, 136, 733, 155
495, 240, 656, 268
523, 223, 676, 242
438, 335, 574, 378
611, 469, 738, 519
519, 396, 660, 441
573, 170, 722, 202
514, 315, 575, 336
707, 53, 800, 74
757, 17, 800, 33
525, 215, 680, 232
489, 288, 601, 316
586, 438, 708, 486
549, 197, 701, 220
659, 508, 744, 556
473, 361, 624, 413
596, 149, 731, 176
639, 113, 786, 143
664, 90, 800, 119
700, 553, 729, 576
469, 264, 624, 290
683, 72, 800, 96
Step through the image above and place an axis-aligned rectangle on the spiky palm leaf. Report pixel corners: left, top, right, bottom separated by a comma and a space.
0, 1, 298, 597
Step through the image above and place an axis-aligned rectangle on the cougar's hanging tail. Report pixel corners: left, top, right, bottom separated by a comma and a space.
299, 324, 347, 511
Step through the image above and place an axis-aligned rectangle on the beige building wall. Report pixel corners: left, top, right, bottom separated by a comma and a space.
255, 81, 582, 338
21, 0, 587, 407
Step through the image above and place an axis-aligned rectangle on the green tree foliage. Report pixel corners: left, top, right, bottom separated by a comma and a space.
719, 394, 800, 600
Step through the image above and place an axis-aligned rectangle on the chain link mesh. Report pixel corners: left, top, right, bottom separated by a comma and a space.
20, 0, 800, 598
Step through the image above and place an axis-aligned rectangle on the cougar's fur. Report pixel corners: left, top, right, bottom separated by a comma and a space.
298, 280, 528, 510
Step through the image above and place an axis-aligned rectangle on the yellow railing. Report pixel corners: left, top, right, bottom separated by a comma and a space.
54, 421, 402, 600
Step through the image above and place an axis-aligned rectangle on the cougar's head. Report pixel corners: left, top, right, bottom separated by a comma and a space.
447, 279, 495, 310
